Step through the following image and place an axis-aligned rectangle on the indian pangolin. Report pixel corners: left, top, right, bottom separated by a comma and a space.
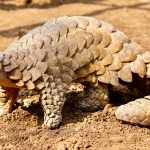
0, 16, 150, 128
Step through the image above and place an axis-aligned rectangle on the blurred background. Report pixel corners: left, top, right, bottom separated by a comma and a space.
0, 0, 149, 52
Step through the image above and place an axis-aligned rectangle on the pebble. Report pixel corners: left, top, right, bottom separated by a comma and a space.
109, 136, 123, 143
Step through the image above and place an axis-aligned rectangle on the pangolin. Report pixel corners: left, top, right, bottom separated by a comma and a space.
0, 16, 150, 128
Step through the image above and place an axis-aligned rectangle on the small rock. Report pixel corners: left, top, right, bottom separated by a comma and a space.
57, 143, 67, 150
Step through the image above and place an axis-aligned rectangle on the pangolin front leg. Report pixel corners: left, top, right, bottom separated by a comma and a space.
40, 75, 69, 128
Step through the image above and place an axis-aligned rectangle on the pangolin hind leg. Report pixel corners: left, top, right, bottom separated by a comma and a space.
40, 77, 68, 128
0, 86, 19, 116
73, 83, 109, 111
0, 86, 7, 105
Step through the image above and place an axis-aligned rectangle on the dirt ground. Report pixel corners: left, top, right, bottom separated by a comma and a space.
0, 0, 150, 149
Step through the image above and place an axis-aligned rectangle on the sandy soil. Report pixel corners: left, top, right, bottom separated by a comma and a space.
0, 0, 150, 149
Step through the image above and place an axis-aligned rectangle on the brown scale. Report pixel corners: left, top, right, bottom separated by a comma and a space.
130, 56, 146, 78
56, 37, 69, 56
118, 63, 132, 82
105, 33, 123, 54
71, 16, 89, 30
66, 33, 78, 57
108, 54, 123, 71
22, 70, 31, 82
109, 71, 119, 86
117, 43, 137, 62
85, 16, 101, 29
86, 28, 102, 45
59, 17, 78, 32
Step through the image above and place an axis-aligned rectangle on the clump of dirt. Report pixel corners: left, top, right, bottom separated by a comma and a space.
0, 0, 150, 149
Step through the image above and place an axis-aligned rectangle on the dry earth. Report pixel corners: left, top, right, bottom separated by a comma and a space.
0, 0, 150, 149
